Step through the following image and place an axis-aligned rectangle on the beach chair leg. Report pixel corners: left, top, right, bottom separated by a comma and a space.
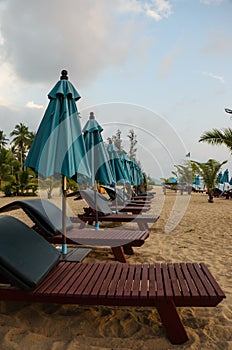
111, 247, 126, 263
123, 245, 134, 255
156, 300, 188, 345
79, 221, 86, 229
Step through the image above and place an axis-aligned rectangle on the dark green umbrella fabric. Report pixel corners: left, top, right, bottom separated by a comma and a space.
82, 112, 115, 187
120, 150, 132, 184
25, 70, 90, 181
107, 140, 129, 184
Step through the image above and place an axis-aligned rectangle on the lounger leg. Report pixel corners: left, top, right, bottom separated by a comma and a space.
156, 300, 188, 344
123, 245, 134, 255
111, 247, 126, 263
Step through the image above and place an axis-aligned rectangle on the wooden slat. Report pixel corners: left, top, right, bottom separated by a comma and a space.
66, 263, 98, 296
98, 264, 118, 297
107, 264, 124, 297
156, 264, 165, 297
200, 263, 225, 298
132, 264, 142, 298
186, 263, 208, 297
148, 264, 156, 298
124, 265, 136, 297
173, 264, 191, 297
180, 263, 199, 297
81, 264, 107, 297
168, 264, 181, 297
140, 264, 149, 298
192, 263, 217, 297
115, 263, 130, 297
162, 264, 173, 297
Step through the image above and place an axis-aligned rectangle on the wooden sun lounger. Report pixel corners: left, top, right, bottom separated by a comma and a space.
0, 200, 149, 263
0, 215, 226, 345
77, 211, 159, 230
0, 261, 225, 345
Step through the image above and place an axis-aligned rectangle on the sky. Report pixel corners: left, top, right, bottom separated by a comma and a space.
0, 0, 232, 179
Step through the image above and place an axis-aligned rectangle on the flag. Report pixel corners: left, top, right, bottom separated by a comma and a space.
185, 152, 190, 157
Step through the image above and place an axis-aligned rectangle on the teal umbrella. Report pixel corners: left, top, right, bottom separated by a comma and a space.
82, 112, 115, 229
120, 150, 132, 184
25, 70, 91, 253
82, 112, 115, 187
220, 169, 229, 183
107, 139, 128, 184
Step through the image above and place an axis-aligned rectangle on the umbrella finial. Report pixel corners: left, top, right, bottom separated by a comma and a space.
89, 112, 95, 119
60, 70, 68, 80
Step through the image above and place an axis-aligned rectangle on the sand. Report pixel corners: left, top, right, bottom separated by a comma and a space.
0, 186, 231, 350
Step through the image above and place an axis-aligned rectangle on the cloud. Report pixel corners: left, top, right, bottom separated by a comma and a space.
118, 0, 173, 20
26, 101, 44, 109
200, 0, 223, 4
203, 71, 225, 83
0, 0, 137, 86
158, 47, 180, 79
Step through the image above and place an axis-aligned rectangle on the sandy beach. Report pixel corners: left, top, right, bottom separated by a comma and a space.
0, 186, 231, 350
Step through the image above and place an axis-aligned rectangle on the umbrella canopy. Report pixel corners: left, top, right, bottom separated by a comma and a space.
130, 160, 142, 186
193, 175, 200, 185
25, 70, 91, 253
82, 112, 115, 187
220, 169, 229, 183
120, 150, 132, 184
107, 140, 129, 184
25, 70, 90, 180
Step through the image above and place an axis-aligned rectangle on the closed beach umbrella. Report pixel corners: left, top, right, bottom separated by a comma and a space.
107, 140, 128, 184
221, 169, 229, 183
120, 150, 132, 184
25, 70, 91, 253
82, 112, 114, 186
193, 175, 200, 185
82, 112, 115, 228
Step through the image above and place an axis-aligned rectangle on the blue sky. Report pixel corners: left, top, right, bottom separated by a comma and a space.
0, 0, 232, 178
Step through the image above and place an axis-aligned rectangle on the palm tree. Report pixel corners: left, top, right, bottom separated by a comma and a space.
199, 128, 232, 152
0, 130, 9, 149
191, 159, 227, 203
0, 148, 13, 188
172, 161, 194, 194
10, 123, 33, 170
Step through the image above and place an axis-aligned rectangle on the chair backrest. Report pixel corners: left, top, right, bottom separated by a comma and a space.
20, 199, 74, 236
0, 216, 60, 290
80, 189, 112, 215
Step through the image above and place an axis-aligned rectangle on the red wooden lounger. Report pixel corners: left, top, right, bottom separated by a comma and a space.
0, 216, 226, 345
0, 261, 225, 345
0, 200, 149, 263
78, 189, 159, 230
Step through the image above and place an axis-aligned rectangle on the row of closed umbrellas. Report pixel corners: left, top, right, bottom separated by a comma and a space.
24, 70, 143, 253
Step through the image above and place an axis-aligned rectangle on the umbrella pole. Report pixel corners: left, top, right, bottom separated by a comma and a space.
94, 181, 99, 230
62, 175, 67, 254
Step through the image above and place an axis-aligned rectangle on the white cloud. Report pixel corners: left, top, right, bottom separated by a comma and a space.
118, 0, 172, 21
26, 101, 44, 109
200, 0, 223, 4
203, 71, 225, 83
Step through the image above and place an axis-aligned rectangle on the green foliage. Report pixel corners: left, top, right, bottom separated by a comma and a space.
199, 128, 232, 152
127, 129, 137, 160
191, 159, 227, 202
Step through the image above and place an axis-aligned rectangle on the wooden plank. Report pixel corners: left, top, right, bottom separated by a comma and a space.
162, 264, 173, 297
180, 263, 199, 297
192, 263, 217, 297
173, 263, 190, 297
148, 264, 156, 298
124, 265, 136, 297
98, 264, 118, 298
156, 264, 165, 297
168, 264, 181, 297
66, 263, 98, 296
200, 263, 226, 298
132, 264, 142, 298
81, 264, 107, 297
140, 264, 149, 298
186, 263, 208, 297
115, 263, 130, 297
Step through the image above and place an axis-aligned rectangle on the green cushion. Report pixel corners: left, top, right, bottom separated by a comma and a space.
0, 216, 60, 290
